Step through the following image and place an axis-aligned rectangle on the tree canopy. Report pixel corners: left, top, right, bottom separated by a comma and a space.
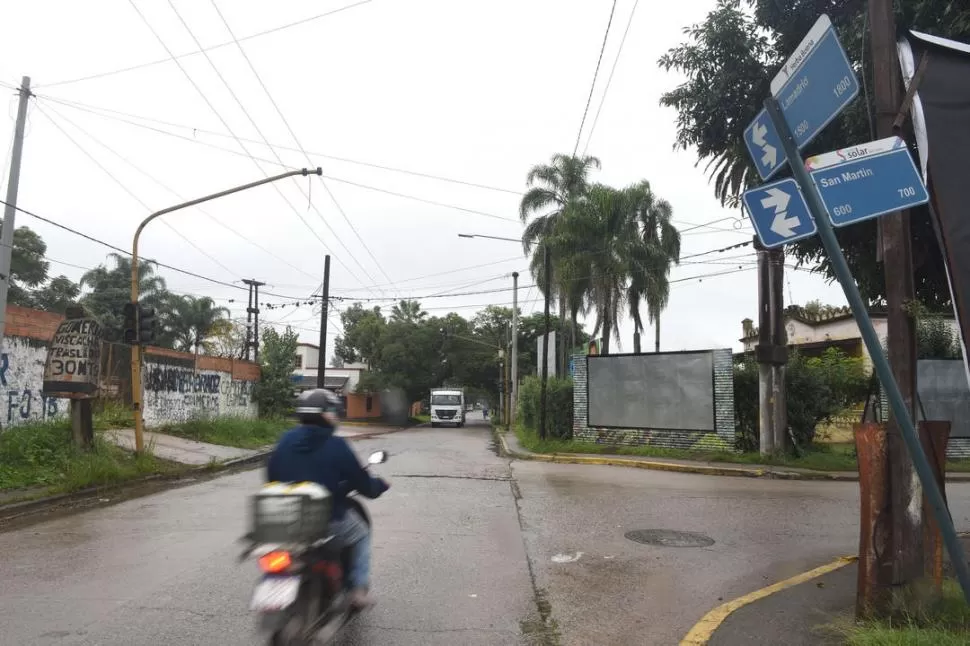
333, 301, 590, 405
658, 0, 970, 310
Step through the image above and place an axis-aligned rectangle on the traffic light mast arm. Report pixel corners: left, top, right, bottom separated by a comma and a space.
128, 168, 321, 455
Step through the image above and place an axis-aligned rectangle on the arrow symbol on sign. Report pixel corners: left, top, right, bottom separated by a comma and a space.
760, 187, 800, 238
752, 121, 778, 168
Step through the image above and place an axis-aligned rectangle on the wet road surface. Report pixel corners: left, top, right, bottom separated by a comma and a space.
4, 421, 970, 645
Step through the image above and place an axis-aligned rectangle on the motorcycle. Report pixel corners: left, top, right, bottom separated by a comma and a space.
240, 449, 389, 646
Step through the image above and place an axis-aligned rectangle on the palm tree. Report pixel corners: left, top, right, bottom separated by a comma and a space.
559, 185, 633, 355
520, 153, 600, 370
624, 181, 681, 353
80, 253, 169, 342
390, 299, 427, 324
171, 296, 230, 358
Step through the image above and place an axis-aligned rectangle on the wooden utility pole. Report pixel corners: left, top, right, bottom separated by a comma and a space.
316, 255, 331, 389
869, 0, 922, 587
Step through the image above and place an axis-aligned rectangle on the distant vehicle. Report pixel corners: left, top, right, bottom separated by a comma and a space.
430, 388, 465, 428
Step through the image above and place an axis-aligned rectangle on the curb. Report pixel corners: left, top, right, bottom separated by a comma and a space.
0, 425, 409, 524
494, 432, 970, 482
679, 555, 857, 645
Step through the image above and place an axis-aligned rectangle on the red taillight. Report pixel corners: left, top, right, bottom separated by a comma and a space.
258, 551, 292, 573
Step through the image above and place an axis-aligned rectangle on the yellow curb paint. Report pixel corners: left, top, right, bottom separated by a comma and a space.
497, 432, 768, 479
679, 556, 858, 646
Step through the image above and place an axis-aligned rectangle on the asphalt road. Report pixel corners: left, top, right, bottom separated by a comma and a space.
3, 421, 970, 645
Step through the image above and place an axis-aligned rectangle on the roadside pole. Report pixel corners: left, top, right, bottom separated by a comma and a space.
511, 271, 519, 426
869, 0, 922, 585
130, 168, 320, 453
763, 96, 970, 603
316, 255, 331, 388
539, 245, 551, 440
0, 77, 31, 349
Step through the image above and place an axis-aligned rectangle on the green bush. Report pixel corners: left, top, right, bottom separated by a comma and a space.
518, 375, 573, 439
733, 348, 869, 451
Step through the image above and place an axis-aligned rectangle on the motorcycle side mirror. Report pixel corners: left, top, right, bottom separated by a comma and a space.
367, 450, 388, 465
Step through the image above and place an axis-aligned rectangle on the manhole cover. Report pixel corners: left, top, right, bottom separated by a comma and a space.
624, 529, 715, 548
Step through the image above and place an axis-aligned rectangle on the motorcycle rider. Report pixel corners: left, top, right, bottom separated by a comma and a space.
266, 388, 389, 609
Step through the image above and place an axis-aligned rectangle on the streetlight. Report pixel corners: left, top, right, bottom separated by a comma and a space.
458, 233, 523, 429
129, 168, 322, 453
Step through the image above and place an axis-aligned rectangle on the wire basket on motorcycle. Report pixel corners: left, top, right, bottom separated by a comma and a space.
249, 482, 332, 544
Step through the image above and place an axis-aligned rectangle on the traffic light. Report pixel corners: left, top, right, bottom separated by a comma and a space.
138, 305, 156, 345
123, 302, 138, 344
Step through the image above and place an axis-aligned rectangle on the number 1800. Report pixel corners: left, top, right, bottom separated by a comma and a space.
898, 186, 916, 198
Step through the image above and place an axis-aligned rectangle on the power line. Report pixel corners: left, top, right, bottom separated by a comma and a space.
37, 92, 753, 236
582, 0, 639, 156
39, 99, 320, 281
205, 0, 398, 295
572, 0, 619, 157
37, 0, 375, 88
33, 102, 240, 278
126, 0, 379, 296
37, 92, 524, 196
0, 198, 310, 301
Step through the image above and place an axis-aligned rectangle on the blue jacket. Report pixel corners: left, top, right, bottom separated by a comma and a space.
266, 424, 389, 520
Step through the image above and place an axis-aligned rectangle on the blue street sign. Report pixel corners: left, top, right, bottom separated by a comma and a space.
807, 136, 929, 227
742, 178, 817, 249
744, 109, 787, 180
743, 15, 859, 180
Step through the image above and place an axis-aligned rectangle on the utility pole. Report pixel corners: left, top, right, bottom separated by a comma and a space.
511, 271, 519, 425
869, 0, 922, 586
769, 248, 788, 451
539, 245, 551, 440
243, 279, 266, 363
244, 282, 255, 360
317, 255, 331, 388
756, 239, 774, 454
0, 77, 31, 349
754, 237, 787, 455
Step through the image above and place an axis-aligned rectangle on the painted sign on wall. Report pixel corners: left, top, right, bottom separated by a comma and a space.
142, 360, 257, 426
43, 318, 103, 398
0, 337, 68, 428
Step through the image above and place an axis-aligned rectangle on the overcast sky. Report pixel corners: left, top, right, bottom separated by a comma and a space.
0, 0, 847, 362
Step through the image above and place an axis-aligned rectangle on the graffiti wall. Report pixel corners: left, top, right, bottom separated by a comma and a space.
142, 355, 258, 426
0, 337, 69, 428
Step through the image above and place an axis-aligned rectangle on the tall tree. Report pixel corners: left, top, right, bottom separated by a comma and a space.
7, 226, 51, 307
560, 185, 634, 355
31, 276, 81, 314
203, 318, 247, 358
80, 253, 170, 343
658, 0, 970, 309
624, 181, 681, 352
171, 295, 230, 357
520, 153, 601, 371
390, 299, 427, 324
334, 303, 386, 367
255, 326, 299, 418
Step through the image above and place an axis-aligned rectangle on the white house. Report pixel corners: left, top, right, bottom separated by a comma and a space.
292, 342, 368, 393
740, 309, 959, 369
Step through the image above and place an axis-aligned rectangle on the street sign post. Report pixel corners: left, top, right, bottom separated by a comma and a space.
761, 95, 970, 603
742, 178, 816, 248
743, 14, 859, 180
807, 136, 929, 226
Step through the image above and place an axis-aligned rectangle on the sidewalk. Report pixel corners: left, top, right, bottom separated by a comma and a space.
105, 425, 404, 466
704, 534, 970, 645
499, 430, 970, 482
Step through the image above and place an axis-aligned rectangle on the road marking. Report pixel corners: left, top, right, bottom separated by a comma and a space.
679, 555, 857, 645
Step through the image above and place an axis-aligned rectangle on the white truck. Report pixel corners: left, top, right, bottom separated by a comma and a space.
430, 387, 465, 428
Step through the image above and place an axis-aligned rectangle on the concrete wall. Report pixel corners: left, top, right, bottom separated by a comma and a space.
142, 348, 259, 427
0, 305, 261, 430
573, 349, 735, 451
0, 336, 69, 428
